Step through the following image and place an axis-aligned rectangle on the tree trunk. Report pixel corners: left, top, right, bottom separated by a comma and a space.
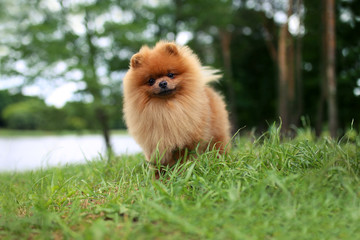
287, 22, 295, 127
219, 29, 238, 133
84, 9, 113, 153
277, 0, 294, 134
58, 5, 112, 151
96, 107, 112, 153
278, 22, 289, 132
294, 0, 304, 123
317, 0, 338, 138
325, 0, 338, 138
316, 0, 328, 136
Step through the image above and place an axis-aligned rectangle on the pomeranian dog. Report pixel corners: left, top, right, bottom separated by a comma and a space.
123, 41, 231, 170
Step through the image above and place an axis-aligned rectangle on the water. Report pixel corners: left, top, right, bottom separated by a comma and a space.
0, 134, 142, 172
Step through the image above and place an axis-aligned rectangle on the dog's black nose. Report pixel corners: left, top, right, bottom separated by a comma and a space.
159, 81, 167, 89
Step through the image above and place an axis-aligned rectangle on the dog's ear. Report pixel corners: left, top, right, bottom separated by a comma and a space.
130, 53, 142, 68
164, 43, 178, 55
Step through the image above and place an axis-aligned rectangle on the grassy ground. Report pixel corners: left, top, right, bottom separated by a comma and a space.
1, 126, 359, 239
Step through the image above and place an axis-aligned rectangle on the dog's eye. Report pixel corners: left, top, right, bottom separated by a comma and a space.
148, 78, 155, 86
167, 73, 175, 79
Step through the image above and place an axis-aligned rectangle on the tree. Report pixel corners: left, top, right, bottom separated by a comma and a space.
261, 0, 305, 134
325, 0, 338, 138
316, 0, 338, 137
0, 0, 147, 153
174, 0, 239, 132
1, 0, 359, 138
277, 0, 294, 133
336, 0, 360, 130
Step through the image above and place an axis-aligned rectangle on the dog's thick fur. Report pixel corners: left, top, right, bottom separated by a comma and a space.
123, 41, 231, 167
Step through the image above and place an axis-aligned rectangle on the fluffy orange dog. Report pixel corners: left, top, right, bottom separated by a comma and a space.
123, 41, 231, 169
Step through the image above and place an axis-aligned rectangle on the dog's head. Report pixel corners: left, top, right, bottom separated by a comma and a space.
124, 41, 203, 100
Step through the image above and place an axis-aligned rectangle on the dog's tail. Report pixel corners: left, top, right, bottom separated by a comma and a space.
201, 67, 222, 84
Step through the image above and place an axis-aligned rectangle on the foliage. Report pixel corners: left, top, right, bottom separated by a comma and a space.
0, 92, 124, 131
336, 0, 360, 126
0, 90, 35, 127
2, 99, 64, 130
303, 0, 360, 131
1, 128, 359, 239
2, 100, 42, 129
0, 0, 360, 134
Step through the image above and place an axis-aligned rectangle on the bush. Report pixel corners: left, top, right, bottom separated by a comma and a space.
2, 99, 46, 129
2, 99, 66, 130
65, 116, 87, 130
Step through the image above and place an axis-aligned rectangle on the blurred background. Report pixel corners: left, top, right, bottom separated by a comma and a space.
0, 0, 359, 156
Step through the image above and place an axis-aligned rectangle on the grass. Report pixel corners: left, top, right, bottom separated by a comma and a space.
1, 126, 360, 239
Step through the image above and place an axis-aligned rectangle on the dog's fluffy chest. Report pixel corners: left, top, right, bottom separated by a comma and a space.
139, 97, 209, 150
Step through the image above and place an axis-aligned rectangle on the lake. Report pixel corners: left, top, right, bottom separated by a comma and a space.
0, 134, 142, 172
